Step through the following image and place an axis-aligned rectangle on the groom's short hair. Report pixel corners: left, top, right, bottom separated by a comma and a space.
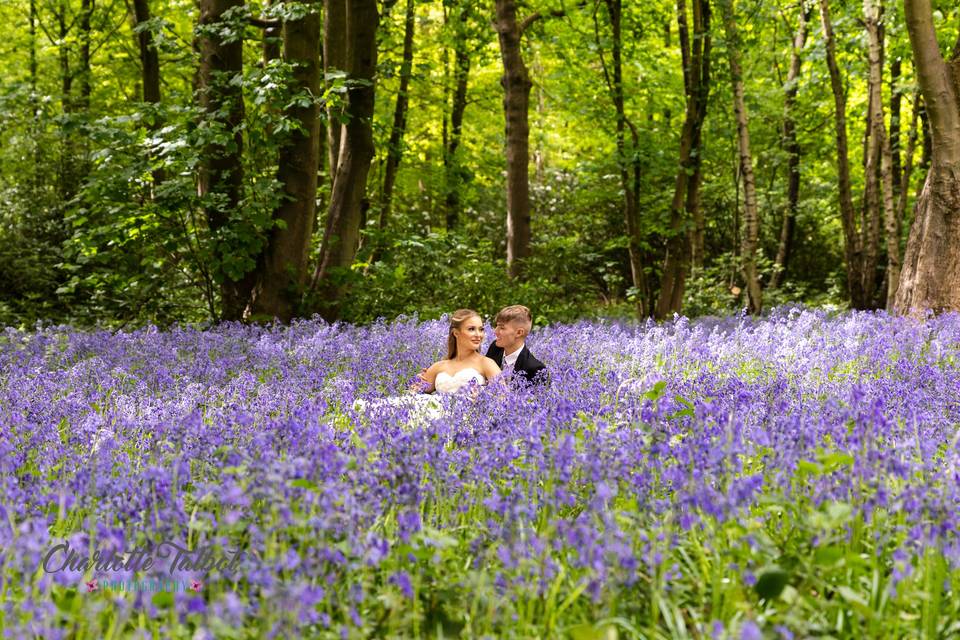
495, 305, 533, 335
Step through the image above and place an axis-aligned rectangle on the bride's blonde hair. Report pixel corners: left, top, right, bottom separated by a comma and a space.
446, 309, 481, 359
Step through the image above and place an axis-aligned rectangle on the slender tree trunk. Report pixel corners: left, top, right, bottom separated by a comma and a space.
598, 0, 649, 316
896, 91, 921, 229
720, 0, 761, 313
56, 0, 76, 202
324, 0, 346, 183
863, 0, 899, 308
533, 46, 546, 185
262, 0, 282, 63
197, 0, 248, 321
818, 0, 864, 308
79, 0, 94, 112
29, 0, 40, 190
881, 119, 901, 309
132, 0, 161, 104
894, 0, 960, 315
687, 0, 711, 273
495, 0, 536, 278
656, 0, 710, 319
890, 56, 903, 191
131, 0, 164, 189
246, 0, 323, 321
312, 0, 379, 320
772, 4, 809, 289
378, 0, 415, 235
862, 0, 886, 306
444, 4, 471, 230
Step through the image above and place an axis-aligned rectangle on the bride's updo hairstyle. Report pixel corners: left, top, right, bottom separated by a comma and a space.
446, 308, 481, 359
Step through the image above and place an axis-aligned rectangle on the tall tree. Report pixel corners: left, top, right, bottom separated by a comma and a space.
818, 0, 865, 308
78, 0, 94, 113
248, 0, 323, 321
131, 0, 164, 190
197, 0, 249, 320
494, 1, 559, 278
28, 0, 41, 191
377, 0, 416, 236
720, 0, 762, 313
656, 0, 711, 318
323, 0, 347, 183
860, 0, 884, 306
863, 0, 899, 308
771, 2, 809, 289
896, 91, 921, 229
313, 0, 379, 319
595, 0, 649, 316
894, 0, 960, 314
131, 0, 161, 105
443, 1, 472, 230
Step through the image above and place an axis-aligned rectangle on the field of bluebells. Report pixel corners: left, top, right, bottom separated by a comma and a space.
2, 308, 960, 639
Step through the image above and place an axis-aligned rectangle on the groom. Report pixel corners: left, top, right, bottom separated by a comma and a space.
486, 305, 546, 385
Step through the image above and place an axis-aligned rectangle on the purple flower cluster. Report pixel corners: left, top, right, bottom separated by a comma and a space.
1, 308, 959, 637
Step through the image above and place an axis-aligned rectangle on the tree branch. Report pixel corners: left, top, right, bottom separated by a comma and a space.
519, 9, 564, 35
248, 16, 281, 30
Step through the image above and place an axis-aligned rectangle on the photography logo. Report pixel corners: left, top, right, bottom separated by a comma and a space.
41, 539, 245, 593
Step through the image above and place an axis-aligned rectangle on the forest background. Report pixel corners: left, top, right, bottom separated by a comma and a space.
0, 0, 958, 328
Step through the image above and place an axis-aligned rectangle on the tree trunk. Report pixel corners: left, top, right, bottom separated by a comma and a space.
131, 0, 164, 190
197, 0, 249, 321
890, 56, 903, 192
324, 0, 347, 184
598, 0, 649, 317
861, 0, 885, 306
896, 91, 921, 229
312, 0, 379, 320
78, 0, 94, 113
771, 4, 809, 289
444, 4, 471, 231
720, 0, 761, 314
818, 0, 864, 308
686, 0, 711, 273
656, 0, 711, 319
864, 0, 899, 308
29, 0, 40, 190
246, 0, 323, 322
56, 0, 76, 202
894, 0, 960, 315
378, 0, 415, 235
495, 0, 535, 278
132, 0, 161, 104
262, 0, 282, 64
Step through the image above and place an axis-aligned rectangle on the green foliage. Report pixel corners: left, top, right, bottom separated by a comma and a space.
0, 0, 957, 326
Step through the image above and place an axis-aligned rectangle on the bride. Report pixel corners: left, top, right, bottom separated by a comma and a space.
414, 308, 501, 394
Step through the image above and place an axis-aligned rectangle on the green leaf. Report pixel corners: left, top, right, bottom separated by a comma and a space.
290, 478, 318, 491
643, 381, 667, 402
754, 566, 790, 600
567, 622, 618, 640
814, 545, 844, 567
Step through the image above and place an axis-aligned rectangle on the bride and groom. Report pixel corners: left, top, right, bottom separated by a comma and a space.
415, 305, 547, 395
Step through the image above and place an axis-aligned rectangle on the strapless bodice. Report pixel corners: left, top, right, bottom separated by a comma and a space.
435, 368, 484, 394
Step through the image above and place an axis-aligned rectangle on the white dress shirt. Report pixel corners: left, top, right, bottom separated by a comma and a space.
503, 345, 524, 369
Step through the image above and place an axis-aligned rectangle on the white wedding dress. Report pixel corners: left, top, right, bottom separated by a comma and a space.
353, 368, 485, 429
434, 368, 485, 394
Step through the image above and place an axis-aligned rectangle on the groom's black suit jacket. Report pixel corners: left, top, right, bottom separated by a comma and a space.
486, 343, 547, 386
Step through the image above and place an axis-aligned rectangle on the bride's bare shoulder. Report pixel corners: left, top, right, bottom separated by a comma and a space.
480, 355, 501, 377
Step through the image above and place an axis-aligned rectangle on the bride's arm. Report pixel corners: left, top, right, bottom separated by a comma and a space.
410, 361, 442, 393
